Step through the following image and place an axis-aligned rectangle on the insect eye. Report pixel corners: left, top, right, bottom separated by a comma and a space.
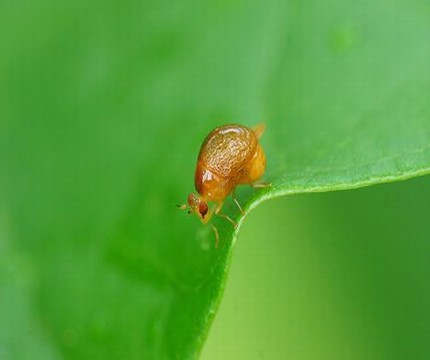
199, 202, 208, 218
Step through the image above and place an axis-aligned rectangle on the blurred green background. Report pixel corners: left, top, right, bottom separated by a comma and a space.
1, 0, 430, 359
203, 176, 430, 359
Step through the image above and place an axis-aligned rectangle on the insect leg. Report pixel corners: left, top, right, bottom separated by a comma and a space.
214, 201, 237, 228
231, 189, 245, 215
250, 182, 272, 188
211, 224, 220, 248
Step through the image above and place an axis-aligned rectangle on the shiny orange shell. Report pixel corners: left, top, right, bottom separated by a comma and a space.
194, 124, 266, 202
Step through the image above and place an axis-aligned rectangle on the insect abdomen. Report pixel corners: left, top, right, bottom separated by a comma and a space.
198, 125, 257, 177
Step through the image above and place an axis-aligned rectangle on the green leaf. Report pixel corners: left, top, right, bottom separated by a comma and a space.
1, 0, 430, 359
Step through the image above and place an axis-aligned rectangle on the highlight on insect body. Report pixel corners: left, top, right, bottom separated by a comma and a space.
178, 123, 270, 247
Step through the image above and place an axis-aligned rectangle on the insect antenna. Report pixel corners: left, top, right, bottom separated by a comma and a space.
176, 203, 193, 215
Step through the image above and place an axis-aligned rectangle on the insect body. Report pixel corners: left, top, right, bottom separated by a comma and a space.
179, 123, 269, 246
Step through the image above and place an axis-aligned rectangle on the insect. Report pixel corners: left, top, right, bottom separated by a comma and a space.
178, 123, 270, 247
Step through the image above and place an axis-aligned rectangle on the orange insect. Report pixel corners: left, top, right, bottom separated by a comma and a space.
179, 123, 270, 247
